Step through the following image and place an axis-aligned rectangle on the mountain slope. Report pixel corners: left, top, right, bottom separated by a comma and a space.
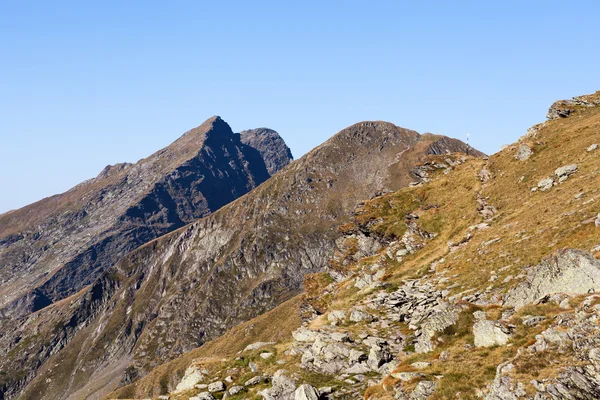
0, 117, 291, 321
1, 121, 480, 400
110, 90, 600, 400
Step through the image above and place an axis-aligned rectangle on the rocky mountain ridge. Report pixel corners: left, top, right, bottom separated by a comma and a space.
0, 117, 292, 322
0, 119, 479, 399
105, 90, 600, 400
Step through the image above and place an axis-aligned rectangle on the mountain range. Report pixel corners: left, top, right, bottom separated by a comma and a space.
3, 91, 600, 400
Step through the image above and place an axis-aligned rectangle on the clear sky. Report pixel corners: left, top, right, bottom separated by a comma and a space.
1, 1, 599, 213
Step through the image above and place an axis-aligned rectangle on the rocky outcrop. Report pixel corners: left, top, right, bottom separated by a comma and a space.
503, 249, 600, 310
547, 91, 600, 120
240, 128, 294, 175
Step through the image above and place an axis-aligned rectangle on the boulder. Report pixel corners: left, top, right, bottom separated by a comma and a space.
245, 376, 267, 386
229, 385, 245, 395
349, 309, 373, 322
175, 365, 205, 392
515, 144, 533, 161
208, 381, 226, 393
294, 384, 320, 400
473, 319, 511, 347
555, 164, 578, 182
410, 381, 437, 399
537, 177, 554, 191
259, 370, 296, 400
504, 249, 600, 309
292, 328, 319, 342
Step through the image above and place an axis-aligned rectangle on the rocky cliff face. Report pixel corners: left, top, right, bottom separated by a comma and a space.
0, 120, 478, 399
239, 128, 294, 175
0, 117, 291, 322
104, 91, 600, 400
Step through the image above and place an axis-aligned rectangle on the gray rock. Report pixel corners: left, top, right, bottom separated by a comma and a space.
515, 144, 533, 161
190, 393, 216, 400
473, 319, 511, 347
259, 370, 296, 400
175, 365, 205, 392
349, 309, 373, 322
587, 144, 598, 152
229, 385, 245, 395
367, 345, 392, 370
538, 177, 554, 191
327, 310, 347, 323
244, 342, 276, 352
208, 381, 226, 393
485, 362, 526, 400
245, 376, 267, 386
391, 372, 425, 381
504, 249, 600, 309
410, 381, 437, 399
348, 349, 367, 365
555, 164, 578, 180
294, 384, 320, 400
292, 328, 319, 342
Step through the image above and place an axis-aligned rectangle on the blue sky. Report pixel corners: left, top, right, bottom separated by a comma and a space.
1, 1, 599, 213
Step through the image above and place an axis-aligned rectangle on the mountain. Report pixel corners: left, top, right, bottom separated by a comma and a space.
0, 120, 480, 399
106, 90, 600, 400
0, 117, 293, 322
239, 128, 294, 176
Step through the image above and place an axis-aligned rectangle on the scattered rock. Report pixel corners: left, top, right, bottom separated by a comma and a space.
587, 144, 599, 152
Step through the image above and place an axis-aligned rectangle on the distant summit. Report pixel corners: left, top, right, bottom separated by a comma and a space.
0, 116, 290, 324
240, 127, 294, 175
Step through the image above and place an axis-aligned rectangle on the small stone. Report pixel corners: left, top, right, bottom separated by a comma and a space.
249, 361, 259, 373
228, 385, 245, 395
391, 371, 424, 381
260, 352, 274, 359
411, 361, 431, 370
537, 177, 554, 191
190, 392, 216, 400
244, 341, 276, 352
245, 376, 267, 386
587, 144, 598, 152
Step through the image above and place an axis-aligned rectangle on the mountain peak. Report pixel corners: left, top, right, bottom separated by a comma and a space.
240, 127, 293, 175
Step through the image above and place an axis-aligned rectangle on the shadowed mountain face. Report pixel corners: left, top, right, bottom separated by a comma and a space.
239, 128, 294, 175
0, 117, 291, 321
0, 120, 480, 400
